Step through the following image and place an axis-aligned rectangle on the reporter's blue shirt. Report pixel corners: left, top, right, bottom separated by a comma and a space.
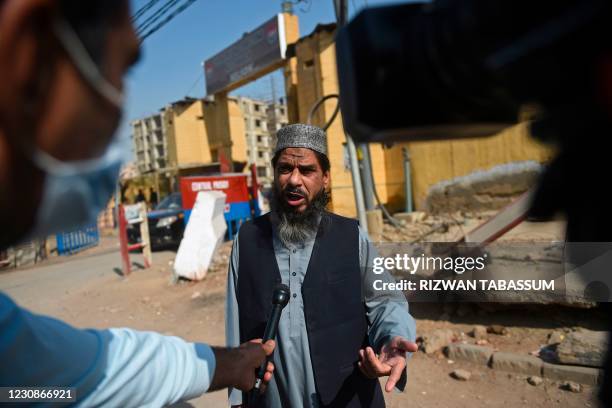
0, 292, 215, 407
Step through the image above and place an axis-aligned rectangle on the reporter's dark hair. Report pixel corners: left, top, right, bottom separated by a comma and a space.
59, 0, 126, 64
272, 149, 331, 173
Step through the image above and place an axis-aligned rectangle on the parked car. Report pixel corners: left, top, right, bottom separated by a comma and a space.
127, 193, 185, 249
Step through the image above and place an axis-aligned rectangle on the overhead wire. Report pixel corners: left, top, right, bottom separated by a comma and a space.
132, 0, 164, 23
138, 0, 200, 41
184, 71, 204, 97
136, 0, 182, 35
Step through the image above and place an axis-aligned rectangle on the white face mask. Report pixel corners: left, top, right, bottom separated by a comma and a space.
27, 18, 129, 238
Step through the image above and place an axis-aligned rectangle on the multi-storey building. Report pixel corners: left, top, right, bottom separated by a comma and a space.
131, 97, 248, 179
131, 113, 167, 174
131, 96, 286, 189
237, 96, 288, 187
266, 97, 289, 144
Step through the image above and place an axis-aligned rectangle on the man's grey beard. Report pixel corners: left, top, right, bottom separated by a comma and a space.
271, 184, 330, 247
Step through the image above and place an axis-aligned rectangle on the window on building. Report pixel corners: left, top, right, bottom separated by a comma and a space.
254, 104, 260, 112
257, 135, 262, 143
280, 107, 285, 115
255, 119, 261, 127
257, 166, 267, 177
258, 151, 264, 158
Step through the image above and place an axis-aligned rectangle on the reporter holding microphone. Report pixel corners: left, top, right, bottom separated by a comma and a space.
226, 125, 417, 408
0, 1, 275, 406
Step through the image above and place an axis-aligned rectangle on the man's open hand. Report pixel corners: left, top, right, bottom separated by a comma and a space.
357, 336, 418, 392
209, 339, 275, 392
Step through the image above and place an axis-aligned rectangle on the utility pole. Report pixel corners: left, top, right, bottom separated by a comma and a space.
270, 75, 278, 133
334, 0, 348, 26
333, 0, 369, 231
359, 145, 375, 210
271, 73, 277, 105
269, 75, 279, 146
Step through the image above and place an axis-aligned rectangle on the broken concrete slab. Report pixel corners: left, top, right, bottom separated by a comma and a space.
555, 330, 608, 367
490, 352, 543, 376
446, 344, 493, 365
543, 362, 602, 386
426, 161, 542, 214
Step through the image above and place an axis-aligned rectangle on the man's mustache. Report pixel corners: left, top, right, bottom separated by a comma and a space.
283, 186, 307, 199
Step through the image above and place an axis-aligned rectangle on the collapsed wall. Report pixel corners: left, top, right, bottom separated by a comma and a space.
426, 161, 543, 214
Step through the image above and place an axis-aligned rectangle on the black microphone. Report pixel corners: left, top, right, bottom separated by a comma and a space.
249, 283, 290, 402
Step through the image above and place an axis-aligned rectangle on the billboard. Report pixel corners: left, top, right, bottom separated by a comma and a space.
204, 14, 287, 95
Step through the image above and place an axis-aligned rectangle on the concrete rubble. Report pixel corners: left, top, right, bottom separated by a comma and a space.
527, 376, 543, 386
470, 325, 488, 340
450, 369, 472, 381
555, 329, 608, 367
487, 325, 508, 335
439, 336, 603, 386
562, 381, 582, 393
426, 161, 542, 214
491, 352, 543, 376
419, 329, 455, 354
446, 344, 493, 365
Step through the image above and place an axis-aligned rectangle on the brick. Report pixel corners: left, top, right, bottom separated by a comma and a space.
542, 362, 602, 386
490, 352, 543, 375
446, 344, 493, 366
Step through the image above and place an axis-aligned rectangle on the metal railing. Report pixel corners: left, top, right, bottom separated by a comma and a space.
56, 224, 99, 256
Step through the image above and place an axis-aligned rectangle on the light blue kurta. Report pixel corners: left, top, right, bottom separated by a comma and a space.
226, 217, 416, 407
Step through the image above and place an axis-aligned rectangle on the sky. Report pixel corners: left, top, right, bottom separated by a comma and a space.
123, 0, 407, 139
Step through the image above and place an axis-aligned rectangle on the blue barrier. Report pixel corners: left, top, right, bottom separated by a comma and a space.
56, 223, 100, 255
183, 201, 253, 241
225, 201, 252, 240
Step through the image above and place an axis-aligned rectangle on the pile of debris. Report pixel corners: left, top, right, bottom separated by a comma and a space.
425, 161, 542, 214
417, 325, 608, 392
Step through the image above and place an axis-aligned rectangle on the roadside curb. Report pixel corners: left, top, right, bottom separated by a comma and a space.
445, 343, 602, 385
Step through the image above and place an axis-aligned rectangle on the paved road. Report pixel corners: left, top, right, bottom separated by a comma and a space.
0, 246, 162, 314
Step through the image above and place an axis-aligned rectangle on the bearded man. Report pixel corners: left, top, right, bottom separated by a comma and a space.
226, 124, 417, 407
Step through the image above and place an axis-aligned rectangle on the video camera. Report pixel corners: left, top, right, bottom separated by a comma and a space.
335, 2, 612, 403
335, 0, 611, 144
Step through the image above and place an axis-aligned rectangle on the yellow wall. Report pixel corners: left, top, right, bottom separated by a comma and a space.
283, 14, 301, 123
202, 96, 247, 165
171, 100, 212, 166
404, 122, 554, 209
228, 98, 247, 163
292, 26, 554, 217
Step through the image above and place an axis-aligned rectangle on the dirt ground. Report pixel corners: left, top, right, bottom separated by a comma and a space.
0, 217, 605, 407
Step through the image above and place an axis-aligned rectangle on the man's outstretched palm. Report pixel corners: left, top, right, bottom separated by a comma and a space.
358, 336, 418, 392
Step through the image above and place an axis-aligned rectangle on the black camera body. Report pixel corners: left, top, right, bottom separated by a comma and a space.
336, 0, 611, 143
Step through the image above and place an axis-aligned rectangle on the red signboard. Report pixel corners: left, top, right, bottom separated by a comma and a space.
179, 174, 250, 209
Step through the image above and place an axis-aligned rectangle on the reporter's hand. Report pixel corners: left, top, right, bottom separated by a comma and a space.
209, 339, 275, 392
